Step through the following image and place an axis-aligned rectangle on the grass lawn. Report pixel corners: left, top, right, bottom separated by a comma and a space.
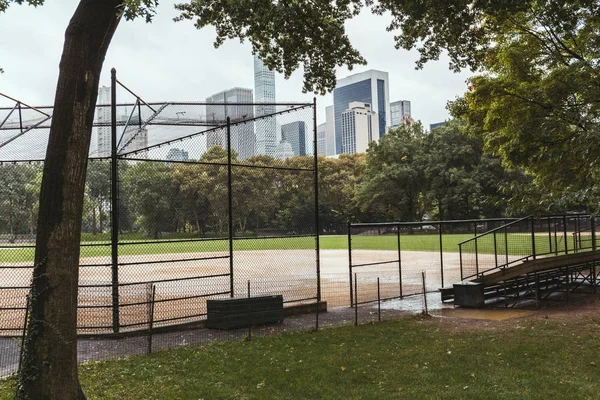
1, 314, 599, 399
1, 233, 577, 263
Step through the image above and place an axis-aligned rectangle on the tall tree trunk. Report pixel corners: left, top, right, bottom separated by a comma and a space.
17, 1, 122, 399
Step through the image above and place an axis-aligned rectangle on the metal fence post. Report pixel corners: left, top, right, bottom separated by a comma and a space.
438, 222, 444, 288
110, 68, 120, 333
422, 271, 428, 315
531, 217, 536, 260
354, 273, 358, 326
547, 216, 553, 254
397, 223, 402, 298
227, 117, 234, 297
592, 215, 597, 251
247, 280, 252, 341
504, 223, 509, 266
459, 244, 463, 280
377, 277, 381, 323
348, 220, 353, 307
313, 98, 321, 304
147, 284, 156, 355
563, 215, 569, 254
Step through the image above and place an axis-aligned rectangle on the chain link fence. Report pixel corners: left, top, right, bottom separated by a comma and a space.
0, 75, 325, 375
348, 218, 520, 305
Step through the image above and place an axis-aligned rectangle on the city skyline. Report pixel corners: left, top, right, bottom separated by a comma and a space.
0, 0, 472, 131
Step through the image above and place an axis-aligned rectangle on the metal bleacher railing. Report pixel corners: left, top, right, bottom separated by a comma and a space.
458, 214, 597, 281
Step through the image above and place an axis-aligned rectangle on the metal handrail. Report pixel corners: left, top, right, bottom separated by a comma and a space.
457, 215, 533, 246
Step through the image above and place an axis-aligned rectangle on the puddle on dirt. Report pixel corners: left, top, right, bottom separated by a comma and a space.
378, 293, 451, 316
440, 308, 534, 321
376, 293, 535, 321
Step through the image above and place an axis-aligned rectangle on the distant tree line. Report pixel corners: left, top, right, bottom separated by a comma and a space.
1, 120, 588, 238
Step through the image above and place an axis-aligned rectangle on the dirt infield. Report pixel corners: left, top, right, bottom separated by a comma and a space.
0, 249, 470, 334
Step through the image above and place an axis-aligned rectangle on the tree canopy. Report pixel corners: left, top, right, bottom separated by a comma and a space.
438, 0, 600, 208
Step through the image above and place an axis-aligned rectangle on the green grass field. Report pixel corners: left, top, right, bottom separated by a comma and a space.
1, 314, 599, 399
0, 232, 580, 264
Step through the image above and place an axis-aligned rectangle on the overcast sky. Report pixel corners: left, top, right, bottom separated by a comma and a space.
0, 0, 473, 128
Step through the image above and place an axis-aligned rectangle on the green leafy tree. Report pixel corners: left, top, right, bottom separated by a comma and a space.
356, 123, 428, 222
84, 161, 111, 235
365, 0, 600, 209
318, 153, 366, 231
122, 162, 176, 238
0, 163, 41, 236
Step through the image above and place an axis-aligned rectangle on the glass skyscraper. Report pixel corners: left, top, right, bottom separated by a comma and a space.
281, 121, 306, 156
206, 88, 255, 160
253, 55, 277, 157
390, 100, 411, 127
332, 70, 390, 154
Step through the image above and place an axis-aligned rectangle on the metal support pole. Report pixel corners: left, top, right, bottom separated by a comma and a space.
313, 98, 321, 303
563, 215, 569, 255
438, 223, 444, 287
147, 284, 156, 355
459, 244, 463, 280
354, 273, 358, 326
377, 277, 381, 323
137, 100, 142, 128
531, 217, 536, 260
110, 68, 120, 333
227, 118, 234, 297
554, 221, 559, 255
475, 236, 479, 278
348, 220, 353, 307
548, 217, 553, 254
247, 280, 252, 340
504, 224, 509, 266
591, 215, 596, 251
422, 271, 428, 315
17, 102, 23, 133
397, 224, 403, 298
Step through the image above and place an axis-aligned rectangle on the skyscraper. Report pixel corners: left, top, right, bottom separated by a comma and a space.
206, 88, 255, 160
390, 100, 412, 127
253, 54, 277, 157
95, 86, 148, 158
333, 70, 390, 154
325, 105, 335, 157
340, 102, 379, 154
317, 123, 327, 156
280, 121, 306, 156
96, 86, 111, 157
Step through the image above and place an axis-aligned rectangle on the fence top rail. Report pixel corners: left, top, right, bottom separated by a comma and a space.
0, 101, 314, 111
350, 217, 519, 228
349, 213, 593, 230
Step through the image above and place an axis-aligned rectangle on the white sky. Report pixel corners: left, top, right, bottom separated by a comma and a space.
0, 0, 473, 128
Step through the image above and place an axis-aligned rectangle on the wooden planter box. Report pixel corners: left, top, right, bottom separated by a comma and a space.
206, 295, 284, 329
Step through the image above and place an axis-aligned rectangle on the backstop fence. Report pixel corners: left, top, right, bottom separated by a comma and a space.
0, 70, 320, 337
